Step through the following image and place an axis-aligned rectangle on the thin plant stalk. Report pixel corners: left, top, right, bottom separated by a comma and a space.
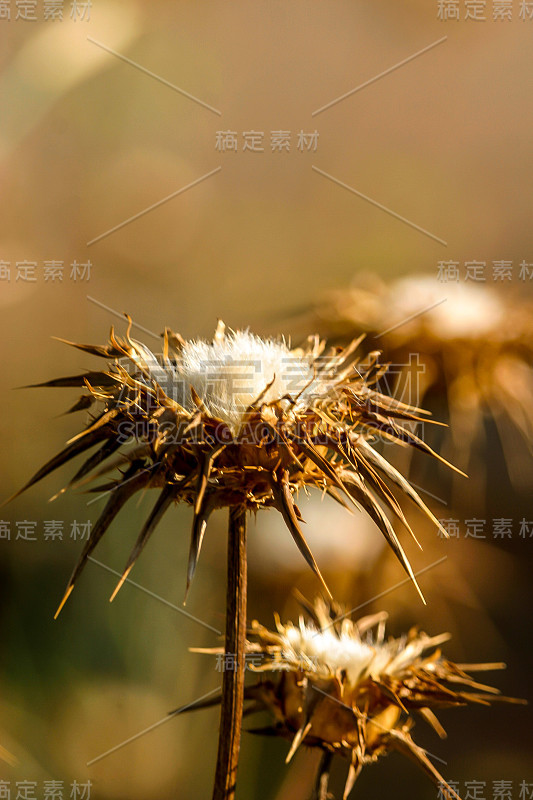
314, 750, 333, 800
212, 505, 248, 800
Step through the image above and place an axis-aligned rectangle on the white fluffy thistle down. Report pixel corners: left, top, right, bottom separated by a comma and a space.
130, 330, 328, 431
390, 275, 504, 340
253, 607, 450, 687
280, 618, 438, 681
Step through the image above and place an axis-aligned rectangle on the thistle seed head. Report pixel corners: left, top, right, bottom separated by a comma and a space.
192, 597, 523, 800
312, 273, 533, 490
11, 318, 461, 615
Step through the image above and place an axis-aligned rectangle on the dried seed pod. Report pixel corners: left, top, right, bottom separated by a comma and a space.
191, 597, 524, 800
10, 318, 460, 614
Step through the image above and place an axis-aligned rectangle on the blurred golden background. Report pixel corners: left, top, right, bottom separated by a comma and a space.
1, 2, 532, 798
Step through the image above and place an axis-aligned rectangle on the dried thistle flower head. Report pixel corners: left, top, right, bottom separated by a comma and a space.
11, 318, 460, 615
192, 597, 523, 800
312, 273, 533, 488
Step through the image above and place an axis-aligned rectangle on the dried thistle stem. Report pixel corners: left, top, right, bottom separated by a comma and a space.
212, 505, 248, 800
314, 750, 333, 800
